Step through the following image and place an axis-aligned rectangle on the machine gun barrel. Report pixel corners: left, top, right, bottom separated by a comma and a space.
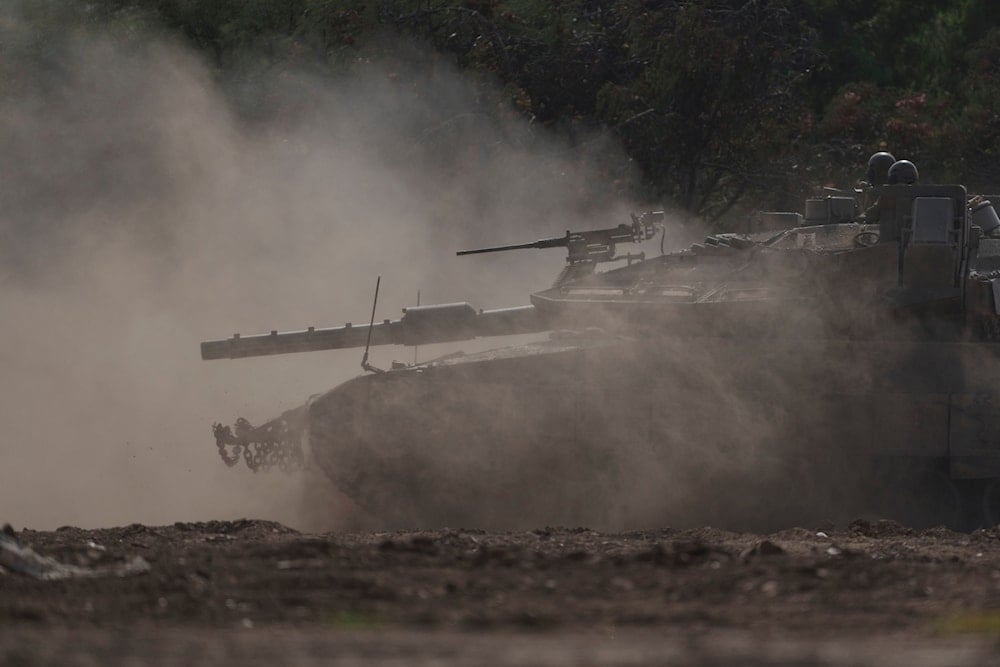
456, 235, 568, 256
201, 304, 543, 360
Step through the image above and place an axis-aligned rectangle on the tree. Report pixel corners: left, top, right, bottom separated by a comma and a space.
597, 1, 819, 222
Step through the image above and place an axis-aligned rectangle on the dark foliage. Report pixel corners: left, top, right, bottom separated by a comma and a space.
8, 0, 1000, 225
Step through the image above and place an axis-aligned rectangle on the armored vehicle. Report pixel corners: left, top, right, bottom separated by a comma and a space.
202, 158, 1000, 530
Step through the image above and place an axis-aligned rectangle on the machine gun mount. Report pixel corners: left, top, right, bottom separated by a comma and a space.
457, 211, 665, 265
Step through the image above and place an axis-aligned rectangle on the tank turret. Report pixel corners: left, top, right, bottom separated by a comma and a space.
201, 213, 664, 360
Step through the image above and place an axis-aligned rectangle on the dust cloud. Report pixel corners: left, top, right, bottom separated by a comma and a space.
0, 16, 666, 531
2, 13, 897, 536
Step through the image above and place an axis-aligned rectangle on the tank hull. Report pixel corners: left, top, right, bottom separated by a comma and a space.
306, 335, 1000, 530
204, 184, 1000, 530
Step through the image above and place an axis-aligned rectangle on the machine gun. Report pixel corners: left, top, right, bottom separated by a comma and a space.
457, 211, 664, 264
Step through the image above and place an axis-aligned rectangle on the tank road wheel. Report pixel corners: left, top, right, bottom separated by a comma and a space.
983, 479, 1000, 528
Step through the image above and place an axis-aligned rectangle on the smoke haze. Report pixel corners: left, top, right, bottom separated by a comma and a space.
4, 11, 913, 536
1, 15, 673, 530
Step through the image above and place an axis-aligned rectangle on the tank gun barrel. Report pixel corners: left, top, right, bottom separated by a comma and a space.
201, 304, 542, 360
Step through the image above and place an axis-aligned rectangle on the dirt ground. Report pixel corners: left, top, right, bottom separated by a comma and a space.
3, 519, 1000, 665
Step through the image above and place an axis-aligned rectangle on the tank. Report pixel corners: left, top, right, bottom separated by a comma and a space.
202, 181, 1000, 531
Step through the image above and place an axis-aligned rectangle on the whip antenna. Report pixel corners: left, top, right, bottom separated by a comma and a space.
413, 289, 421, 365
361, 275, 384, 374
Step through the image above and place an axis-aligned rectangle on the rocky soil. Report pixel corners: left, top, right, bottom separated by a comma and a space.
3, 519, 1000, 665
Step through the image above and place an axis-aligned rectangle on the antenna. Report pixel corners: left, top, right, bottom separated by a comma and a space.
413, 289, 421, 366
361, 276, 384, 374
